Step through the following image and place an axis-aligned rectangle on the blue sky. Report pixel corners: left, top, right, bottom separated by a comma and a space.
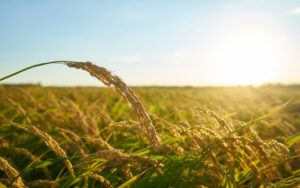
0, 0, 299, 86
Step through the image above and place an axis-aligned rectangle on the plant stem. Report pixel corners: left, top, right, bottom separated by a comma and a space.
0, 61, 84, 82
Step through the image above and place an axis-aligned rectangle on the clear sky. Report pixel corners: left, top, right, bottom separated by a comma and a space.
0, 0, 299, 86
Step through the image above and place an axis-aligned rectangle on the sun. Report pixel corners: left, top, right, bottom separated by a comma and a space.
211, 29, 282, 86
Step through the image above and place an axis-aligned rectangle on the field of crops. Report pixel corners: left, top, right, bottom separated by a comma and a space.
0, 63, 299, 187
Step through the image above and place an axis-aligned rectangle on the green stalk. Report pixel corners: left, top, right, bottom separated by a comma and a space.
0, 61, 84, 82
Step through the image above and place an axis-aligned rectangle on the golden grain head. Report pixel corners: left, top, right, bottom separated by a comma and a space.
0, 157, 26, 187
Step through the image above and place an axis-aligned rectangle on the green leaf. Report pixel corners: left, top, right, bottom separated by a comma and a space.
69, 178, 82, 186
253, 98, 294, 123
222, 112, 237, 118
285, 132, 300, 148
235, 98, 294, 133
118, 168, 149, 188
24, 160, 53, 172
162, 136, 185, 145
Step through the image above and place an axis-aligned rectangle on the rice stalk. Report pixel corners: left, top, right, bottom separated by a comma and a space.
0, 157, 26, 187
66, 62, 161, 152
27, 180, 58, 187
121, 163, 133, 180
7, 97, 32, 125
0, 61, 161, 152
10, 147, 52, 179
1, 118, 75, 178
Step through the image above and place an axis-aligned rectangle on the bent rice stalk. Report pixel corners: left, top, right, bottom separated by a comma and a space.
0, 61, 161, 152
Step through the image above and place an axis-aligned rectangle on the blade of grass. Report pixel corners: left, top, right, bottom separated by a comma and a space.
285, 132, 300, 148
235, 98, 294, 133
118, 168, 150, 188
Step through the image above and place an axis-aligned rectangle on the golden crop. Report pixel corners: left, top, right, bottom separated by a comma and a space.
0, 62, 299, 187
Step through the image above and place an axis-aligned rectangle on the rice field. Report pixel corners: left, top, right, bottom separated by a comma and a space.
0, 62, 299, 187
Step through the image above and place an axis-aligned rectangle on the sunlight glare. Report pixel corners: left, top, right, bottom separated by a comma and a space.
212, 29, 282, 86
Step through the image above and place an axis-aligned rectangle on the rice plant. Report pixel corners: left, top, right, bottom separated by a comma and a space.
0, 62, 299, 187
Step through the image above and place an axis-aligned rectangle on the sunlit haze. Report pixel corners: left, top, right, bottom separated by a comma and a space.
0, 0, 299, 86
210, 25, 284, 85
